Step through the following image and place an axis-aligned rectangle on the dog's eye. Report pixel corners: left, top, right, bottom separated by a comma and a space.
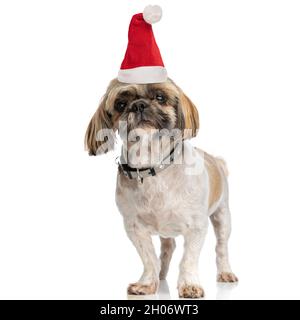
155, 94, 166, 104
115, 101, 127, 112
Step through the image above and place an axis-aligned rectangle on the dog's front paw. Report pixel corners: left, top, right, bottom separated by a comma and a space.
217, 272, 238, 283
127, 282, 158, 295
178, 284, 204, 299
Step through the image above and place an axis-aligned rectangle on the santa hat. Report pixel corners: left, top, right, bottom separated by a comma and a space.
118, 5, 167, 84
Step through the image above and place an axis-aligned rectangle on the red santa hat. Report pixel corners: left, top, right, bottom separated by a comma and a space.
118, 5, 167, 84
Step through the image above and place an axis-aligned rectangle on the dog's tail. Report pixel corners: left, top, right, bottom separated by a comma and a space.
215, 157, 229, 176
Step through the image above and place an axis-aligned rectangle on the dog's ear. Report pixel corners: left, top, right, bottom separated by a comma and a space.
85, 94, 116, 156
180, 91, 199, 138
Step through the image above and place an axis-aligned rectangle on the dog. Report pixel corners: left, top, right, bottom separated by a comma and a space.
85, 78, 238, 298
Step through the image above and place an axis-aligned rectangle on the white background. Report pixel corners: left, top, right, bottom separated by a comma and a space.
0, 0, 300, 300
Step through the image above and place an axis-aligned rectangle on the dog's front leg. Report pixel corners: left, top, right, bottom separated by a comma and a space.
178, 226, 208, 298
125, 223, 159, 295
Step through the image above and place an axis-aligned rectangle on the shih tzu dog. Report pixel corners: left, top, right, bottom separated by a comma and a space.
85, 4, 237, 298
85, 78, 238, 298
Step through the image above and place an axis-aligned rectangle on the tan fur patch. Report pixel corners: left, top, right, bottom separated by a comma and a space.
127, 282, 158, 295
217, 272, 238, 283
205, 153, 223, 208
178, 285, 204, 298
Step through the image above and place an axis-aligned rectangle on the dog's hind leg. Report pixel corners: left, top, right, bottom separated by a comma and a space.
159, 237, 176, 280
210, 205, 238, 282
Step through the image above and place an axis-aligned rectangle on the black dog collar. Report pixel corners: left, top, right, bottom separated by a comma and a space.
118, 145, 178, 183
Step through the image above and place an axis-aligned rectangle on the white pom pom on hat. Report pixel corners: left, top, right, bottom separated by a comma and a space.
143, 5, 162, 24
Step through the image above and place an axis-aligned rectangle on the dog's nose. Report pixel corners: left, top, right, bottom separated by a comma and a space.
131, 100, 148, 113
